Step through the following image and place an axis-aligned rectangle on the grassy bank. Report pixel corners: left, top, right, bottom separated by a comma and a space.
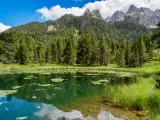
0, 61, 159, 75
104, 76, 160, 120
60, 76, 160, 120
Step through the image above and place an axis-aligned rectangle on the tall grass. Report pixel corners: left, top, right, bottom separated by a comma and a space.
105, 76, 160, 119
148, 90, 160, 120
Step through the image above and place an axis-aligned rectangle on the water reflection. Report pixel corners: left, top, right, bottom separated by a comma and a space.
0, 73, 136, 119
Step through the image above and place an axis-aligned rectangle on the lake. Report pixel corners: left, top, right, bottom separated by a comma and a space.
0, 73, 137, 120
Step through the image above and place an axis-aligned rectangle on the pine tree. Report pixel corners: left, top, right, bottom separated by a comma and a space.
143, 34, 153, 59
37, 42, 46, 65
138, 37, 146, 67
110, 41, 117, 63
77, 34, 92, 66
125, 40, 131, 66
63, 39, 76, 65
18, 39, 28, 65
129, 40, 140, 67
25, 36, 35, 63
51, 41, 58, 64
90, 37, 98, 65
99, 36, 109, 66
57, 38, 64, 64
117, 40, 125, 67
45, 44, 52, 63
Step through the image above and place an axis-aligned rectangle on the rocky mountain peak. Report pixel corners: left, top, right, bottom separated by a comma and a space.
127, 4, 138, 13
155, 9, 160, 15
109, 11, 125, 21
92, 9, 103, 19
106, 4, 160, 27
83, 8, 92, 16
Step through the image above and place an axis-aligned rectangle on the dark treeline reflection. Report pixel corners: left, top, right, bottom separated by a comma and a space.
0, 73, 136, 106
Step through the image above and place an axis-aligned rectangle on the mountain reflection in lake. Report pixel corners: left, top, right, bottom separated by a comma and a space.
0, 73, 136, 120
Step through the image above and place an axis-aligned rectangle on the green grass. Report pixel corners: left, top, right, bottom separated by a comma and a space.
104, 76, 160, 119
0, 61, 159, 75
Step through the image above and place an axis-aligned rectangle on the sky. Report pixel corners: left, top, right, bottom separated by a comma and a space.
0, 0, 159, 32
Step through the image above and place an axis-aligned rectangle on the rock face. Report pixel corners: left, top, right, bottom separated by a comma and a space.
109, 11, 125, 22
35, 106, 127, 120
106, 4, 160, 27
92, 10, 103, 19
83, 9, 103, 19
48, 25, 56, 31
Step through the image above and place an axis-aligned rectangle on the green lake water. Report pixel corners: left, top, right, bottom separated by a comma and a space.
0, 73, 136, 120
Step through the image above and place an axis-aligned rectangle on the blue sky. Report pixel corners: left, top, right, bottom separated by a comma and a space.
0, 0, 99, 27
0, 0, 159, 32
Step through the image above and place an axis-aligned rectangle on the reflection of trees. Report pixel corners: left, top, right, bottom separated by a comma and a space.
1, 73, 136, 108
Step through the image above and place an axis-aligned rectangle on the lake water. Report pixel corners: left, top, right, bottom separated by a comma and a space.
0, 73, 136, 120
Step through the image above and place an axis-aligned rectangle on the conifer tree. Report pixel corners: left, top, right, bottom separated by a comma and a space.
63, 40, 76, 65
99, 36, 109, 66
57, 38, 64, 64
77, 34, 92, 66
18, 39, 28, 64
143, 34, 153, 59
117, 40, 125, 67
125, 40, 131, 66
45, 44, 52, 63
138, 37, 146, 67
110, 41, 117, 63
51, 41, 58, 64
37, 42, 46, 65
25, 36, 35, 63
90, 37, 99, 65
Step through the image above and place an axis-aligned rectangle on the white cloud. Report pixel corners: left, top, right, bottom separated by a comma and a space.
36, 0, 160, 20
36, 5, 85, 20
0, 23, 11, 33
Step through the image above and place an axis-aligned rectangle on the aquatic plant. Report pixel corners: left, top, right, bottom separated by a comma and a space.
51, 78, 64, 83
12, 86, 22, 89
0, 90, 17, 97
37, 84, 54, 87
92, 80, 109, 85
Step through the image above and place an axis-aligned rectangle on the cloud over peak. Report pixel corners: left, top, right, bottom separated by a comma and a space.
0, 23, 11, 33
36, 0, 160, 20
37, 5, 85, 20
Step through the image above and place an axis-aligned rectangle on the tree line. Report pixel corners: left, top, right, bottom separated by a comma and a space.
0, 32, 153, 67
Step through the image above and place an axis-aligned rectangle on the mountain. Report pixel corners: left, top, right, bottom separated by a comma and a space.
83, 9, 103, 19
2, 11, 149, 42
107, 4, 160, 28
108, 11, 125, 22
0, 7, 151, 64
